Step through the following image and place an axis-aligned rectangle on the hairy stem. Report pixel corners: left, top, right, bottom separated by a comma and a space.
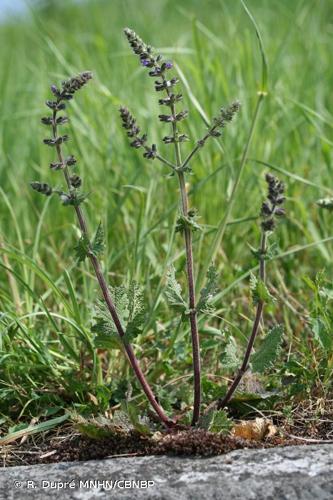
164, 77, 201, 425
52, 108, 173, 427
216, 230, 267, 409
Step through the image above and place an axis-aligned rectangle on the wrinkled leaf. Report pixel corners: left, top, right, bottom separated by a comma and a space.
197, 265, 219, 315
250, 274, 274, 305
165, 266, 187, 312
251, 325, 283, 373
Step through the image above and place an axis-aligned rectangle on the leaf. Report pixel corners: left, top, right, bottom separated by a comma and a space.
70, 191, 90, 206
75, 223, 105, 262
175, 209, 202, 233
74, 234, 90, 262
250, 274, 273, 305
251, 325, 284, 373
92, 282, 146, 348
165, 266, 187, 312
121, 402, 151, 435
316, 197, 333, 210
93, 329, 122, 350
200, 409, 232, 434
124, 282, 146, 343
0, 414, 69, 445
249, 241, 279, 261
221, 337, 240, 370
91, 222, 105, 257
311, 318, 332, 350
197, 265, 219, 314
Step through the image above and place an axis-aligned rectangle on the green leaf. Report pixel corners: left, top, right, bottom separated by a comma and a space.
250, 274, 273, 305
199, 409, 232, 434
92, 282, 146, 349
70, 191, 90, 206
121, 402, 151, 435
175, 209, 202, 233
251, 325, 284, 373
311, 318, 332, 350
165, 266, 187, 312
91, 222, 105, 257
74, 234, 90, 262
92, 300, 122, 350
249, 241, 279, 261
0, 414, 69, 445
221, 337, 240, 370
197, 265, 219, 315
124, 282, 146, 344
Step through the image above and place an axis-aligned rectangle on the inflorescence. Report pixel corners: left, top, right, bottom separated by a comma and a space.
261, 173, 286, 232
31, 72, 92, 205
121, 28, 240, 171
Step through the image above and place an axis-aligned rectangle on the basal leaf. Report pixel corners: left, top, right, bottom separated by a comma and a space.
200, 409, 232, 434
311, 318, 332, 351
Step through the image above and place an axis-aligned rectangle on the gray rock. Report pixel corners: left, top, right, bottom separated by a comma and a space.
1, 444, 333, 500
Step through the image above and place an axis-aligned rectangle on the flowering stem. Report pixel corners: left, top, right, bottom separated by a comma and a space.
216, 230, 267, 409
198, 93, 265, 290
162, 74, 201, 425
177, 169, 201, 426
51, 103, 173, 428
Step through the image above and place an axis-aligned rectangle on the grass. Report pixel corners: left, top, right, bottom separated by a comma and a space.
0, 0, 333, 443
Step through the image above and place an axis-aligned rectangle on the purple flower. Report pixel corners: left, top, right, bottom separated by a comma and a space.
141, 59, 150, 67
165, 61, 173, 69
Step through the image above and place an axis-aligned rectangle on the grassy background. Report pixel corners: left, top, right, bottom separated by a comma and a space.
0, 0, 332, 430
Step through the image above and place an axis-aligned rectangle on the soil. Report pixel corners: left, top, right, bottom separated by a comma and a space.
1, 427, 303, 468
2, 399, 332, 468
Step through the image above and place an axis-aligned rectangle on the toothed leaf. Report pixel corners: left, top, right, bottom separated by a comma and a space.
221, 337, 240, 370
197, 265, 219, 315
199, 409, 232, 434
250, 274, 273, 305
74, 234, 90, 262
165, 266, 187, 312
92, 282, 146, 349
251, 325, 283, 373
91, 222, 105, 257
124, 282, 146, 344
175, 210, 202, 233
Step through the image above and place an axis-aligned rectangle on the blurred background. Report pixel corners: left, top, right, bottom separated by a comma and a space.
0, 0, 332, 422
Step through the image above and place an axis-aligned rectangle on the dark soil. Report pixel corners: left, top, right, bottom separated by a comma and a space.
1, 427, 299, 468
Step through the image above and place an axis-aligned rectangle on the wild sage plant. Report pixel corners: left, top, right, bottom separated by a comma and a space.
31, 72, 173, 427
31, 29, 286, 430
121, 28, 240, 425
215, 173, 285, 409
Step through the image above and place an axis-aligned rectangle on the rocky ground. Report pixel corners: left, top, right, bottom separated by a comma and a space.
1, 444, 332, 499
